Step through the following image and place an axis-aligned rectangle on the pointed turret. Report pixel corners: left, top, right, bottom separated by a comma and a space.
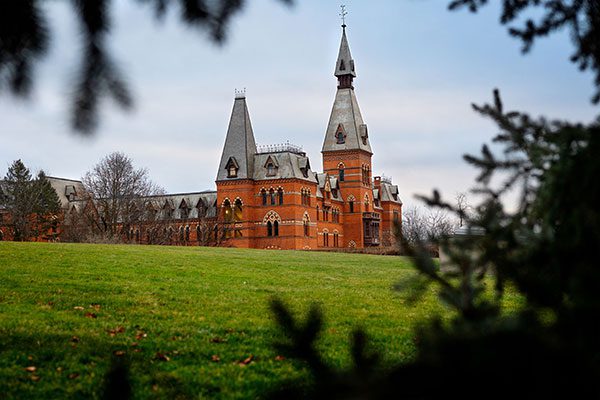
322, 25, 372, 154
216, 91, 257, 181
334, 26, 356, 89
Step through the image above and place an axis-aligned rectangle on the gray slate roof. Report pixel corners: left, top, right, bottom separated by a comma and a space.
335, 28, 356, 77
145, 191, 217, 220
322, 88, 372, 154
253, 152, 317, 182
379, 181, 402, 204
46, 176, 85, 209
216, 94, 257, 181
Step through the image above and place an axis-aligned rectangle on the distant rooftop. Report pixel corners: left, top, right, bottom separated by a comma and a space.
257, 141, 304, 155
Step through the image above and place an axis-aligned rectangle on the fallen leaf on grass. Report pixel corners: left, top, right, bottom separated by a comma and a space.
30, 375, 41, 382
73, 306, 84, 311
68, 373, 79, 380
238, 355, 254, 366
130, 342, 138, 347
152, 384, 159, 392
113, 350, 126, 357
90, 303, 101, 310
27, 355, 33, 361
56, 367, 63, 373
211, 355, 220, 362
135, 331, 147, 340
24, 366, 37, 373
71, 336, 80, 343
155, 352, 170, 362
210, 337, 226, 344
84, 312, 97, 319
108, 326, 125, 337
274, 355, 285, 361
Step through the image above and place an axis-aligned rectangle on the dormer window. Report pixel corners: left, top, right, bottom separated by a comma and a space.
335, 124, 346, 144
267, 163, 276, 176
339, 59, 346, 71
225, 157, 239, 178
264, 156, 279, 177
360, 124, 369, 145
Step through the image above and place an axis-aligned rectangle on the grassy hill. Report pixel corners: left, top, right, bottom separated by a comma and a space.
0, 242, 513, 398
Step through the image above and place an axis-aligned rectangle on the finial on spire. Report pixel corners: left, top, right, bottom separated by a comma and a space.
339, 4, 347, 29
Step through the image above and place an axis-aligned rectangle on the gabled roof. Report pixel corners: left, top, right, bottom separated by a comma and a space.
216, 94, 257, 181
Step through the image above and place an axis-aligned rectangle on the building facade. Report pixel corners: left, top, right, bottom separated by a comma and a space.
0, 25, 403, 249
213, 24, 402, 250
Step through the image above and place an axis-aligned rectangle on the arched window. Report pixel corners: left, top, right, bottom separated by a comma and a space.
306, 190, 311, 206
223, 199, 233, 222
323, 231, 329, 247
274, 221, 279, 236
316, 205, 320, 221
334, 232, 339, 247
196, 225, 201, 242
338, 163, 345, 181
303, 213, 310, 237
185, 225, 190, 241
267, 221, 273, 237
234, 199, 243, 221
278, 188, 284, 205
261, 189, 267, 206
269, 188, 276, 205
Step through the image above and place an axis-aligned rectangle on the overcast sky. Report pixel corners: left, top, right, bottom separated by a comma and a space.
1, 0, 597, 209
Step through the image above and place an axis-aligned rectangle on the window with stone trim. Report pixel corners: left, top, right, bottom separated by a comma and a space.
269, 188, 276, 205
261, 189, 267, 206
274, 221, 279, 236
278, 188, 284, 205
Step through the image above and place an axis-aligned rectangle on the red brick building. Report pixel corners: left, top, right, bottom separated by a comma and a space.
1, 25, 402, 249
213, 24, 402, 250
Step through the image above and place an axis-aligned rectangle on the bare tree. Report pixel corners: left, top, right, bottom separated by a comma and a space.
455, 192, 470, 227
402, 205, 454, 246
81, 152, 163, 240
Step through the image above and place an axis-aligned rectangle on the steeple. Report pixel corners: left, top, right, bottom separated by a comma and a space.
334, 6, 356, 89
216, 91, 257, 181
322, 22, 372, 154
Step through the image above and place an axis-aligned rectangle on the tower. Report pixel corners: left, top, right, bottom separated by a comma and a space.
321, 20, 379, 248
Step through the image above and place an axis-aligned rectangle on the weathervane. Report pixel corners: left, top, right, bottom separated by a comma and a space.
339, 4, 347, 28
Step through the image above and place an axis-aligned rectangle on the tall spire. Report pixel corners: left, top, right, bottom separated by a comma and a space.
334, 5, 356, 89
322, 11, 372, 154
216, 90, 257, 181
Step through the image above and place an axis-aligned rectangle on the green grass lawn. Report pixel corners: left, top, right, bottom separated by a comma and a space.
0, 242, 520, 399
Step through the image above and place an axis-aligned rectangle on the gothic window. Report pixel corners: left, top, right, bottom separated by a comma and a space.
185, 225, 190, 241
339, 166, 345, 181
267, 221, 273, 237
234, 199, 243, 221
360, 124, 369, 145
323, 231, 329, 247
303, 213, 310, 237
333, 232, 339, 247
274, 221, 279, 236
394, 210, 400, 222
179, 226, 184, 241
339, 59, 345, 71
269, 188, 276, 205
316, 205, 320, 221
278, 188, 284, 205
261, 189, 267, 206
196, 225, 201, 242
349, 201, 354, 213
223, 199, 233, 222
306, 190, 311, 206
